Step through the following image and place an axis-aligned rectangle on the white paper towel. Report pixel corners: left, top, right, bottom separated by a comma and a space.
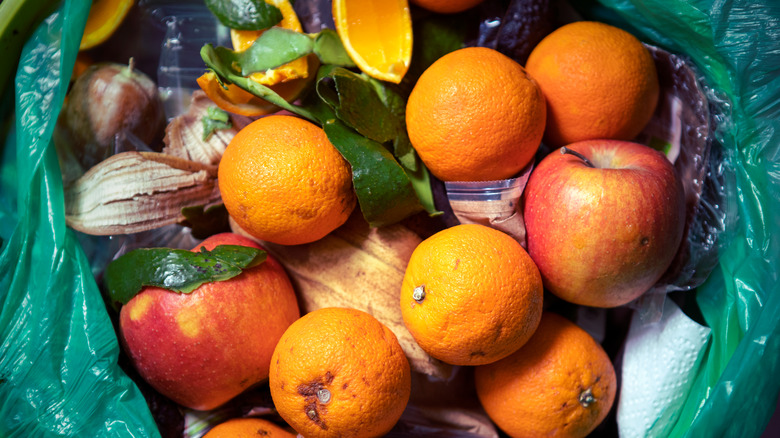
617, 297, 711, 438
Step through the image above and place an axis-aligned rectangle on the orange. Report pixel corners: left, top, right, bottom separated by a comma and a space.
218, 115, 356, 245
80, 0, 134, 50
269, 307, 411, 438
474, 312, 617, 438
230, 0, 309, 86
400, 224, 543, 366
118, 233, 300, 411
203, 417, 295, 438
332, 0, 412, 83
410, 0, 485, 14
405, 47, 546, 182
525, 21, 660, 147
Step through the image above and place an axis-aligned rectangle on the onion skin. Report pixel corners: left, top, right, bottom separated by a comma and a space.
58, 61, 165, 170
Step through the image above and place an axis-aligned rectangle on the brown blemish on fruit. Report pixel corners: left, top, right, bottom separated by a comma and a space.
297, 372, 334, 430
470, 350, 486, 358
255, 429, 269, 436
640, 237, 649, 246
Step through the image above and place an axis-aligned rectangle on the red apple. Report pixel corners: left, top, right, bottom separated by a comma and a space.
119, 233, 300, 410
523, 140, 685, 308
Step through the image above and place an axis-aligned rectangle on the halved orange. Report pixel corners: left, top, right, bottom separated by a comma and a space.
230, 0, 309, 86
197, 55, 318, 117
80, 0, 134, 50
332, 0, 413, 84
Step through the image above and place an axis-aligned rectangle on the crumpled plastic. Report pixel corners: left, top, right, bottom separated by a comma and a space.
0, 0, 159, 436
589, 0, 780, 436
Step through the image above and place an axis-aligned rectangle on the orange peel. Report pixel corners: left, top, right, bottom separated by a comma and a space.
80, 0, 135, 51
196, 55, 318, 117
332, 0, 413, 84
230, 0, 309, 86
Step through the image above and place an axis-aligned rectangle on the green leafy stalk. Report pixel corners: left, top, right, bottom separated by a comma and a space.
200, 27, 440, 224
204, 0, 282, 31
323, 119, 424, 227
201, 44, 320, 122
315, 66, 440, 217
104, 245, 266, 310
212, 27, 314, 76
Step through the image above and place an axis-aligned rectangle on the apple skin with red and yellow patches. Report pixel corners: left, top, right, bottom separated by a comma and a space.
523, 139, 686, 308
119, 233, 300, 411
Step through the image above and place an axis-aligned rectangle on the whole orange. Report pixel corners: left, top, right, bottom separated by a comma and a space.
119, 233, 300, 411
525, 21, 660, 147
203, 417, 295, 438
400, 224, 543, 366
269, 307, 411, 438
406, 47, 546, 182
474, 312, 617, 438
410, 0, 486, 14
218, 115, 356, 245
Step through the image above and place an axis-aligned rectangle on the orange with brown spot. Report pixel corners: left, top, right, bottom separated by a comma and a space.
269, 307, 411, 438
119, 233, 300, 411
475, 312, 617, 438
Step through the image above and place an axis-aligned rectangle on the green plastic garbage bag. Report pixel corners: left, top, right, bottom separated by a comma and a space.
584, 0, 780, 436
0, 0, 159, 436
1, 0, 779, 436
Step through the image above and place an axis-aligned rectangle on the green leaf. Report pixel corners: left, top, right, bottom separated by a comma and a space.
202, 107, 232, 141
211, 27, 314, 76
316, 68, 440, 217
313, 29, 357, 67
104, 245, 267, 310
181, 204, 231, 239
204, 0, 283, 31
316, 67, 400, 144
323, 119, 423, 227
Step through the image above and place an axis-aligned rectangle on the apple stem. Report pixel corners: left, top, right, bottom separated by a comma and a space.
560, 147, 595, 168
127, 57, 135, 75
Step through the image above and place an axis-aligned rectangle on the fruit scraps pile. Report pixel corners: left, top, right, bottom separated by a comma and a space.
3, 0, 779, 437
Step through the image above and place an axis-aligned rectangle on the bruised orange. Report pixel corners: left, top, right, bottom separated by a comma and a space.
218, 115, 356, 245
203, 417, 295, 438
525, 21, 660, 146
269, 307, 411, 438
400, 224, 543, 366
475, 312, 617, 438
406, 47, 546, 181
